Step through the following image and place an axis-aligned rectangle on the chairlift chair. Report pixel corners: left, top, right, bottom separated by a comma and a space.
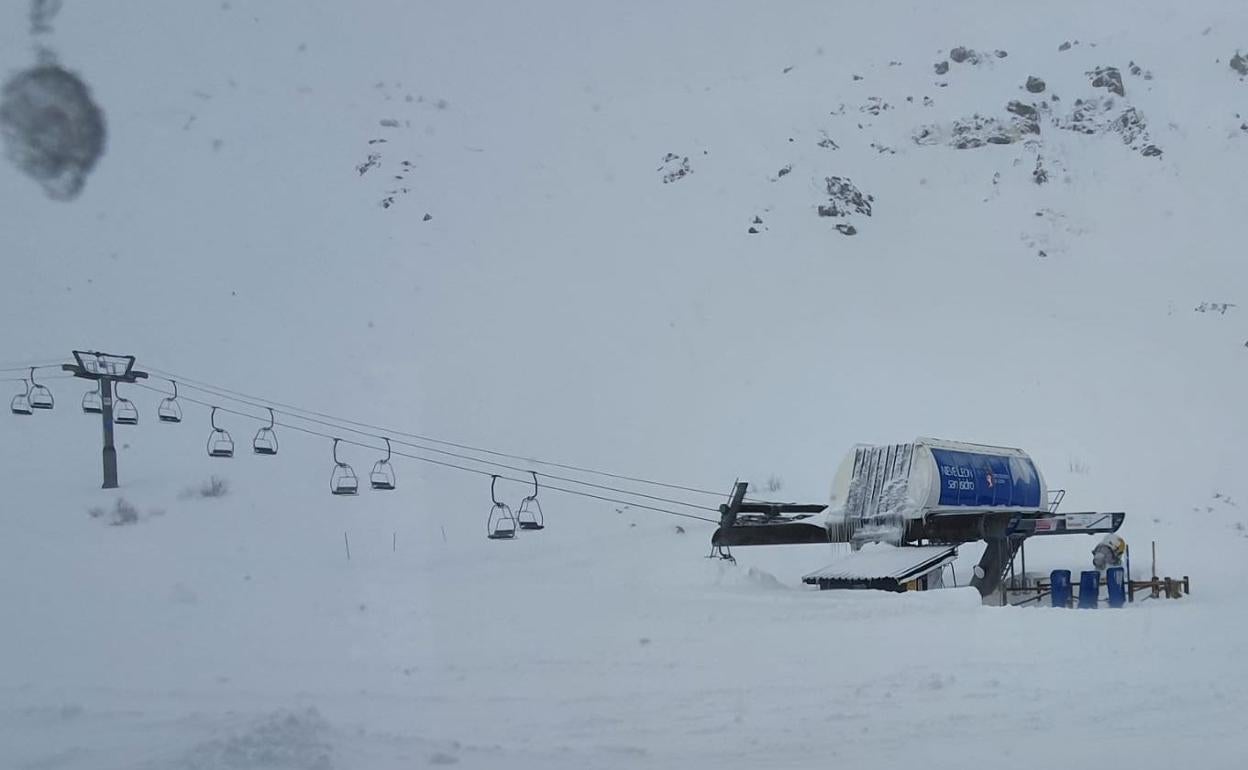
252, 408, 278, 455
81, 385, 102, 414
330, 439, 359, 495
113, 383, 139, 425
369, 438, 396, 490
516, 471, 546, 531
27, 368, 53, 410
10, 382, 32, 416
206, 407, 235, 458
486, 475, 518, 540
157, 380, 183, 423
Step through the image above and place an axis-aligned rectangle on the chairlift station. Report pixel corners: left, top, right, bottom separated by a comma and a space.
712, 437, 1127, 600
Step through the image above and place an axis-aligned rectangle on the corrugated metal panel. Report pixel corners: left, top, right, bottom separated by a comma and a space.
802, 545, 957, 582
845, 442, 913, 522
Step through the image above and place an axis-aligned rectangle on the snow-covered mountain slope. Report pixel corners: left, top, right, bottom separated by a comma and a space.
2, 1, 1247, 768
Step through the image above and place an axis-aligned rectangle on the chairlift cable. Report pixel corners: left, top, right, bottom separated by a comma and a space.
142, 365, 739, 498
135, 377, 720, 513
0, 360, 68, 373
142, 366, 743, 505
1, 373, 74, 382
132, 383, 718, 524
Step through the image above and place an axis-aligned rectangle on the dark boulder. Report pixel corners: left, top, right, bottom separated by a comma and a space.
1088, 66, 1125, 97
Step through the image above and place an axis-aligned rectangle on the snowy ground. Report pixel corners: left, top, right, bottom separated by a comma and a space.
3, 457, 1245, 769
3, 0, 1248, 767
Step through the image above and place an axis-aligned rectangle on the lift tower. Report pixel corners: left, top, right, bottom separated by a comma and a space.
62, 351, 148, 489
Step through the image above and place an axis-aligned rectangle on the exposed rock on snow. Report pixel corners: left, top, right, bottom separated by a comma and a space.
1088, 66, 1125, 96
949, 114, 1026, 148
1032, 154, 1050, 184
1006, 100, 1041, 132
1232, 52, 1248, 76
657, 152, 691, 183
1026, 76, 1047, 93
915, 95, 1045, 151
934, 60, 949, 75
1055, 97, 1162, 158
818, 176, 872, 219
1128, 61, 1154, 80
859, 96, 892, 116
355, 153, 380, 176
949, 46, 976, 64
911, 124, 940, 146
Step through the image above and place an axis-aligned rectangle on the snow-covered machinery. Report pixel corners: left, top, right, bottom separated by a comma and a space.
1092, 534, 1127, 570
712, 437, 1125, 598
829, 438, 1050, 543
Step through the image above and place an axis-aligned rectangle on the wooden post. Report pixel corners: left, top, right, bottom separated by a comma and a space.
344, 531, 351, 561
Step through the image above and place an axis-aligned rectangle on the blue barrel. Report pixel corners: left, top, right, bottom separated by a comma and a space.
1106, 566, 1126, 608
1050, 570, 1071, 608
1078, 570, 1100, 608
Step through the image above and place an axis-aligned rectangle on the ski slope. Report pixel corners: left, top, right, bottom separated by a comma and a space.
2, 1, 1247, 767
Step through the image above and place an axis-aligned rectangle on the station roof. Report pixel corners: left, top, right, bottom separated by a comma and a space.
802, 544, 958, 584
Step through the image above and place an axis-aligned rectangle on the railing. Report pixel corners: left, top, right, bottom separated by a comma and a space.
1047, 489, 1066, 513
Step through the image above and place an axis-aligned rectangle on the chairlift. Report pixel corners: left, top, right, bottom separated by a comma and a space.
10, 381, 32, 416
252, 408, 278, 455
486, 475, 518, 540
113, 383, 139, 425
330, 438, 359, 495
157, 380, 183, 423
27, 367, 54, 410
206, 406, 235, 458
81, 384, 102, 414
369, 437, 396, 490
516, 471, 546, 531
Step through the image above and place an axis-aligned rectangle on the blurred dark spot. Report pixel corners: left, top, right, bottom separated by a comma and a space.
0, 65, 106, 200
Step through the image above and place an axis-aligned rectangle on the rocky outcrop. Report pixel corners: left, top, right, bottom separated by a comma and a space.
1088, 66, 1125, 96
817, 176, 873, 230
